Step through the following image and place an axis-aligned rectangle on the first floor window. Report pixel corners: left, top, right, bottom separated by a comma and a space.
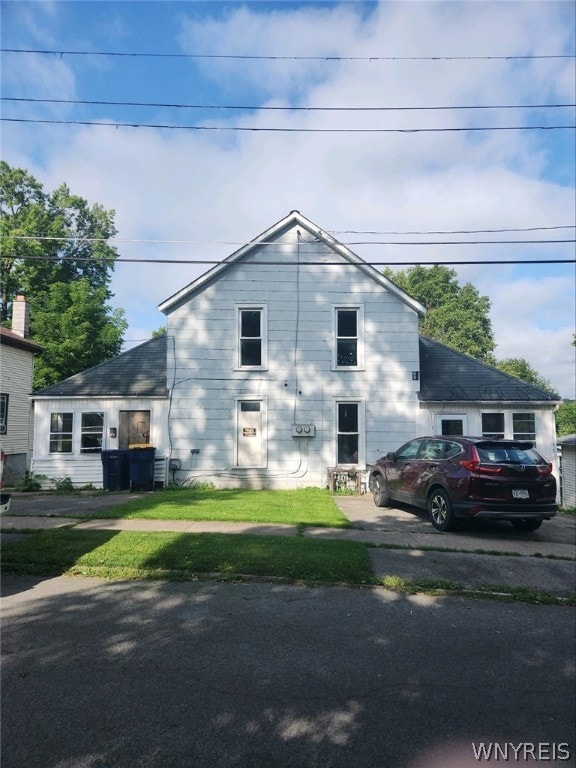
50, 413, 73, 453
513, 412, 536, 442
482, 412, 505, 439
0, 393, 8, 434
337, 403, 359, 464
439, 417, 465, 436
81, 412, 104, 452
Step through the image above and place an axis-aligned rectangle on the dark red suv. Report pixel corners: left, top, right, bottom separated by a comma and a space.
368, 436, 557, 532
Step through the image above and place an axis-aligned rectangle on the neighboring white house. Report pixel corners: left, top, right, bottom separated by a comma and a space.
558, 435, 576, 508
30, 211, 561, 490
0, 295, 43, 486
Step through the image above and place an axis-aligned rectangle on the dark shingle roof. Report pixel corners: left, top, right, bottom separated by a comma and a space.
33, 335, 167, 397
0, 327, 44, 354
419, 336, 560, 403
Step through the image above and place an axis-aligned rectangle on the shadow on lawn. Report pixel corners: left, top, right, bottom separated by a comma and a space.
2, 574, 574, 768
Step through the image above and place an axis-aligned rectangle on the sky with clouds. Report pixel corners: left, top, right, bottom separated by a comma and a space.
1, 0, 575, 396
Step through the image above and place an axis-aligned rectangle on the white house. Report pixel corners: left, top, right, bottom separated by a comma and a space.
30, 211, 560, 490
0, 295, 43, 485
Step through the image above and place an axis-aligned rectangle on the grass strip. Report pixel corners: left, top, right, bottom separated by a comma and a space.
0, 529, 374, 585
378, 575, 575, 606
91, 487, 349, 528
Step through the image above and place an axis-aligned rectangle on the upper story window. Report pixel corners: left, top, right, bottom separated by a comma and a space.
513, 412, 536, 442
0, 394, 8, 434
334, 307, 364, 369
237, 306, 267, 369
50, 413, 73, 453
81, 412, 104, 453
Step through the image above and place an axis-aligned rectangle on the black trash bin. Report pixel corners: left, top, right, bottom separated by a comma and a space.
101, 450, 129, 491
128, 445, 156, 491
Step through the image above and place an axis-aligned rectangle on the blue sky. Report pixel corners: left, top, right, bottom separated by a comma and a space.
1, 0, 575, 396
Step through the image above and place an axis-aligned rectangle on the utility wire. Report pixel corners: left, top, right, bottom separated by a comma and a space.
3, 117, 574, 132
3, 96, 575, 112
10, 255, 576, 266
8, 235, 576, 246
334, 226, 576, 235
2, 48, 574, 61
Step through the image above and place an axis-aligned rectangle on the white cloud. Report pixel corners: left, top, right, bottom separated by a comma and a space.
1, 0, 574, 396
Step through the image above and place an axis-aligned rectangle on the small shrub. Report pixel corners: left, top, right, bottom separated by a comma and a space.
52, 476, 75, 494
17, 471, 47, 492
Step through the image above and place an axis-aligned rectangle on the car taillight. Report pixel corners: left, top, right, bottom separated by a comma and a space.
459, 446, 502, 474
537, 463, 553, 475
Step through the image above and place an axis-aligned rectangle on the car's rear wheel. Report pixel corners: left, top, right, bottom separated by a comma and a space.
371, 474, 391, 508
511, 518, 543, 532
428, 488, 456, 532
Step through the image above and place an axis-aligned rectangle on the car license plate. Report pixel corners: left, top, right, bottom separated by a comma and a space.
512, 489, 530, 499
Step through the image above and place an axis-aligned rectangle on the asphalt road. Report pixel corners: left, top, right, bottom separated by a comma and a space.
2, 575, 575, 768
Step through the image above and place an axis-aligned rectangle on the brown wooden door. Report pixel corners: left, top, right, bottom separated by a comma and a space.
119, 410, 151, 449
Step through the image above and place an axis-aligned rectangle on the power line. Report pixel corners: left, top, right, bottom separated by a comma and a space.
332, 226, 576, 236
4, 96, 575, 112
9, 254, 576, 266
2, 48, 574, 62
3, 117, 574, 133
8, 235, 576, 246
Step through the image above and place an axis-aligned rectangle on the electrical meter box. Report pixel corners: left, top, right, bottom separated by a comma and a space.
291, 424, 316, 437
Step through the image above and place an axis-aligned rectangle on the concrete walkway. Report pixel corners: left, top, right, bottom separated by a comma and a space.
2, 492, 575, 596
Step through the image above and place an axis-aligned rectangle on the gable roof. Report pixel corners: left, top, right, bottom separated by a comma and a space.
418, 336, 560, 403
32, 335, 167, 398
30, 331, 558, 405
158, 210, 426, 316
0, 327, 44, 354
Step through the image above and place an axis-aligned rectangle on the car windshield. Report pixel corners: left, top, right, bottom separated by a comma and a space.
476, 443, 546, 466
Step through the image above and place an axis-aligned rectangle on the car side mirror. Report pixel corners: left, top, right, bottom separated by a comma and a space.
386, 452, 396, 460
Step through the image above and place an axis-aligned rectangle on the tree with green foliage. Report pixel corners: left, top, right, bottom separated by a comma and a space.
495, 357, 558, 396
0, 161, 127, 388
556, 401, 576, 437
383, 265, 496, 362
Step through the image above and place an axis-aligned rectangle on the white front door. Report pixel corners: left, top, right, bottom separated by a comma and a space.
237, 401, 263, 467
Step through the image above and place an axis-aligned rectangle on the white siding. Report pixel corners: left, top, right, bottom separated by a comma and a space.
560, 446, 576, 508
166, 228, 423, 488
31, 397, 168, 488
0, 344, 36, 484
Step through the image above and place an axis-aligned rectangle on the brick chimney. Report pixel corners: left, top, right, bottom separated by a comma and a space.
11, 293, 30, 338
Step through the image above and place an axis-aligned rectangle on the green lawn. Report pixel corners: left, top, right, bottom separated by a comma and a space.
93, 487, 350, 528
1, 529, 374, 585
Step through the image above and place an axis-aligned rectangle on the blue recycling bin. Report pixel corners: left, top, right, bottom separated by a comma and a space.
128, 445, 156, 491
101, 450, 129, 491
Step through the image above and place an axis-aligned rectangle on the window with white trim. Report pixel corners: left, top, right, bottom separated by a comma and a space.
437, 415, 467, 436
334, 307, 363, 369
237, 307, 267, 369
50, 413, 73, 453
337, 402, 359, 464
513, 412, 536, 442
81, 412, 104, 453
482, 412, 505, 439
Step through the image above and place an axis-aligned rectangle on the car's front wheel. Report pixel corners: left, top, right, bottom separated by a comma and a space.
428, 488, 456, 531
371, 474, 391, 508
511, 518, 543, 532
